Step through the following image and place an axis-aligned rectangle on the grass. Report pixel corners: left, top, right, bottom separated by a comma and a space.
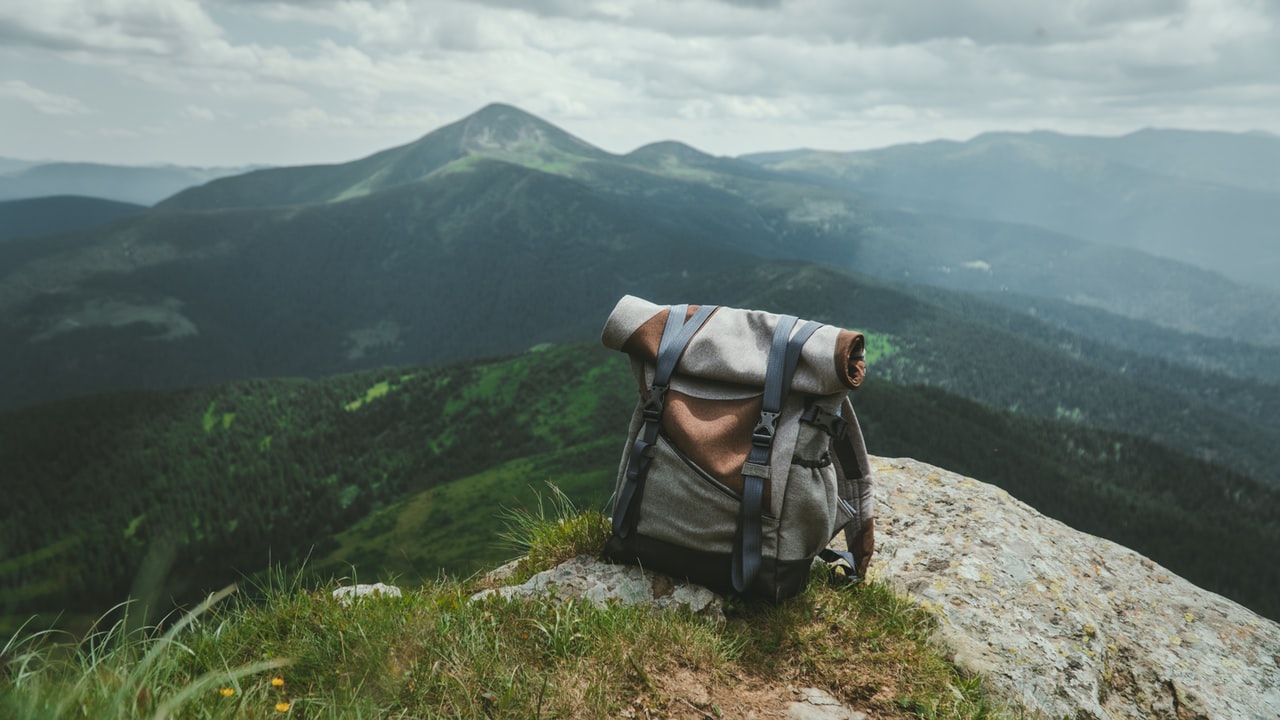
313, 439, 619, 583
2, 492, 1022, 720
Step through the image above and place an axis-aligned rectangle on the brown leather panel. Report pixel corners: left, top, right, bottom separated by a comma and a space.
835, 329, 866, 389
660, 390, 772, 508
851, 517, 875, 577
621, 304, 707, 363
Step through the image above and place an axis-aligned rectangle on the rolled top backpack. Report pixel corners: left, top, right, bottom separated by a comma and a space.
600, 295, 875, 601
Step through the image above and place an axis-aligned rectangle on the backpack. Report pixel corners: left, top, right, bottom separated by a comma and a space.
600, 296, 876, 601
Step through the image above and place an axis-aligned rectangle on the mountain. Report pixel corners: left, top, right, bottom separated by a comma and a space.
157, 103, 613, 211
0, 162, 257, 206
743, 129, 1280, 293
0, 156, 763, 411
4, 106, 1280, 494
0, 157, 39, 175
1023, 127, 1280, 194
0, 195, 146, 242
5, 109, 1277, 404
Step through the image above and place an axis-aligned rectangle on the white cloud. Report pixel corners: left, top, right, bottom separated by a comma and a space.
0, 80, 89, 115
0, 0, 1277, 164
0, 0, 227, 55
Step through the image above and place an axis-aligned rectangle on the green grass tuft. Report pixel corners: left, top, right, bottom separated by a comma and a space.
497, 483, 612, 583
0, 586, 290, 720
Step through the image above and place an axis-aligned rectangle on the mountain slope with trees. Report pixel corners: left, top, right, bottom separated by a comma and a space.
3, 339, 1277, 636
0, 195, 146, 242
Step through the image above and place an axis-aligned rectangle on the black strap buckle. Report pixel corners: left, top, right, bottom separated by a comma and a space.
800, 404, 848, 439
642, 384, 668, 423
751, 410, 779, 448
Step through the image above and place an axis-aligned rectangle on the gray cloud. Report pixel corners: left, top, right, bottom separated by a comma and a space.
0, 0, 1276, 166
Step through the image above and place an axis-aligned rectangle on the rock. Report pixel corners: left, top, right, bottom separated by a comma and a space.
860, 456, 1280, 720
332, 582, 402, 607
483, 558, 522, 585
786, 687, 868, 720
471, 555, 725, 623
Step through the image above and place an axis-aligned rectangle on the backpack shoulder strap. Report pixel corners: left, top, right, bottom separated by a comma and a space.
612, 304, 718, 539
733, 318, 823, 593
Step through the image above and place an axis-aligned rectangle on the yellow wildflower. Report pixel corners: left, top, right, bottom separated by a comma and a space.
275, 701, 291, 712
219, 687, 235, 697
271, 677, 285, 687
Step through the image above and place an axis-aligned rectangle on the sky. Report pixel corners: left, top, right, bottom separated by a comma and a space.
1, 0, 1278, 168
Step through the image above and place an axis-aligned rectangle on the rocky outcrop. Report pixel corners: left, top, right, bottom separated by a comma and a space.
471, 555, 726, 623
866, 456, 1280, 719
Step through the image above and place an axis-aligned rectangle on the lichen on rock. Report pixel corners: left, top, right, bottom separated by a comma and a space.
470, 554, 726, 623
863, 456, 1280, 719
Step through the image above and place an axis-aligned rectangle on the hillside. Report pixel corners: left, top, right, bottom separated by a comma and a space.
3, 339, 1278, 637
5, 239, 1279, 493
0, 195, 145, 242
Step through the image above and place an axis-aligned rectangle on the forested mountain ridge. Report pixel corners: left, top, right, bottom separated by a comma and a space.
4, 233, 1279, 493
0, 195, 146, 242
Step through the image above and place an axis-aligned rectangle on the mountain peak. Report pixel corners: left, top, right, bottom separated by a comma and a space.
622, 140, 721, 168
158, 103, 610, 211
449, 102, 607, 160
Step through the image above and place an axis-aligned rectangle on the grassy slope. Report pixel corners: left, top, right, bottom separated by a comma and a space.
314, 439, 620, 583
0, 511, 1018, 720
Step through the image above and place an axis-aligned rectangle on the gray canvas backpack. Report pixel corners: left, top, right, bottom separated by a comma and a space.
601, 296, 876, 600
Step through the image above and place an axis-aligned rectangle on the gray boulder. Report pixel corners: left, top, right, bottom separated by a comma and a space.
471, 555, 725, 623
865, 456, 1280, 719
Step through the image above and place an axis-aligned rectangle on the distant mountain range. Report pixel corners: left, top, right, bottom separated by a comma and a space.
744, 128, 1280, 293
0, 160, 262, 206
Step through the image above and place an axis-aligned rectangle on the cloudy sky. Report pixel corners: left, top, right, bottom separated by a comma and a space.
2, 0, 1278, 167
